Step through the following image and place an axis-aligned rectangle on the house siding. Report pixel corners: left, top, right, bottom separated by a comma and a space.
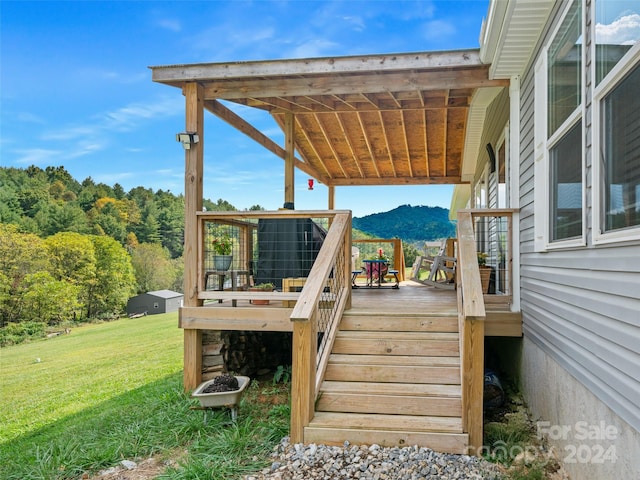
517, 0, 640, 441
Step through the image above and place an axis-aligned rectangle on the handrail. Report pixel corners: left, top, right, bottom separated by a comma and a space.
289, 212, 350, 321
456, 211, 486, 456
457, 212, 486, 320
290, 211, 352, 443
456, 208, 517, 455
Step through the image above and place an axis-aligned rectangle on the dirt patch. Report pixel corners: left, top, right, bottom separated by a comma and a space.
82, 455, 180, 480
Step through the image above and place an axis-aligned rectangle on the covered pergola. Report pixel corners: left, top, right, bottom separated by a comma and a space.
151, 49, 508, 209
150, 50, 512, 453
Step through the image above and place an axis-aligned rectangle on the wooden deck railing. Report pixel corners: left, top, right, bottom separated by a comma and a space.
352, 238, 406, 281
290, 211, 352, 443
456, 208, 516, 454
466, 208, 517, 307
180, 210, 349, 390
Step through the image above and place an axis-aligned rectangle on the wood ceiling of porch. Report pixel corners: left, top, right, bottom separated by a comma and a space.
151, 50, 508, 187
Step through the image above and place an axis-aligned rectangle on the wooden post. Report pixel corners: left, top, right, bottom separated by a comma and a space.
344, 211, 352, 309
182, 82, 204, 391
183, 329, 202, 392
456, 211, 486, 455
462, 316, 485, 454
284, 113, 295, 209
328, 185, 335, 210
290, 318, 316, 443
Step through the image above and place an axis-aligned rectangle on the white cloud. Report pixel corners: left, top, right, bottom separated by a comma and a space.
42, 126, 97, 141
422, 19, 457, 41
596, 13, 640, 46
102, 98, 182, 131
290, 39, 340, 59
156, 18, 182, 33
190, 24, 276, 60
17, 112, 46, 125
76, 67, 148, 85
341, 15, 366, 32
14, 148, 64, 165
67, 143, 105, 159
41, 96, 182, 143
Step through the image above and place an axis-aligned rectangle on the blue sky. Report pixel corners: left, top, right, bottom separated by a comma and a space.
1, 0, 489, 217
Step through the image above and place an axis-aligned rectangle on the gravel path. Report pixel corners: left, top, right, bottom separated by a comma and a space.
245, 438, 504, 480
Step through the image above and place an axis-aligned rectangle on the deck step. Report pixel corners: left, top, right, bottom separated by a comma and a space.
328, 354, 460, 367
321, 381, 461, 397
333, 331, 459, 357
316, 392, 461, 416
305, 413, 468, 454
324, 363, 461, 384
309, 411, 463, 433
306, 308, 466, 453
341, 313, 458, 332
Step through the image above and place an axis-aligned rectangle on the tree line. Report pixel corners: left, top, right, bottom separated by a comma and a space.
0, 166, 261, 343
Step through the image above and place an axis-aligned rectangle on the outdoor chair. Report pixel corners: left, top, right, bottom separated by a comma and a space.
410, 242, 456, 290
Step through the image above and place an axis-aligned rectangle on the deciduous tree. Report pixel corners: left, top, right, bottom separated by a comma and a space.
130, 243, 176, 293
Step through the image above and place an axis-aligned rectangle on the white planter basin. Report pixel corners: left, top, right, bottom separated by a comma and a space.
192, 375, 250, 408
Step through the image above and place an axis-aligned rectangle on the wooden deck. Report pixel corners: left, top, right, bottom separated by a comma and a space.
182, 280, 520, 337
179, 279, 520, 454
350, 280, 457, 315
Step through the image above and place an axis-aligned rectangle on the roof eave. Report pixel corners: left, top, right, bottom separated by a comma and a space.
480, 0, 554, 79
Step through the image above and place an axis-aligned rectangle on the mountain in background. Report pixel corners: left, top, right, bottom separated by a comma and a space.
353, 204, 456, 242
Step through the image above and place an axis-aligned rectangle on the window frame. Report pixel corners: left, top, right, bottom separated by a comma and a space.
497, 127, 509, 209
534, 0, 587, 251
592, 40, 640, 245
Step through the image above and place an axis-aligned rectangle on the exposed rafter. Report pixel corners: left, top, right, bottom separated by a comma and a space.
151, 49, 509, 188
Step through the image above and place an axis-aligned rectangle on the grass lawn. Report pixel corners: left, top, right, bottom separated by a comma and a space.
0, 314, 290, 480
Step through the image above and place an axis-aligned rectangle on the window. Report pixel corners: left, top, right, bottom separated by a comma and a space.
548, 0, 582, 136
597, 61, 640, 236
535, 0, 585, 250
550, 121, 583, 240
497, 138, 507, 208
593, 0, 640, 242
595, 1, 640, 85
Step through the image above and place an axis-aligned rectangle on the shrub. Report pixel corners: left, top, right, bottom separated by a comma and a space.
0, 321, 46, 346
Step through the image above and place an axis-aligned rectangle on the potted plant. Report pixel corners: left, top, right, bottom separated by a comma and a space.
477, 252, 491, 293
211, 233, 233, 271
249, 282, 275, 305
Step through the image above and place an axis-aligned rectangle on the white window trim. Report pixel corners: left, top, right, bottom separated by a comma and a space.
497, 126, 508, 209
534, 0, 587, 252
592, 42, 640, 245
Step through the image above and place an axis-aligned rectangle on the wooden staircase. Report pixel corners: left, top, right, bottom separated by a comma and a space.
304, 311, 469, 454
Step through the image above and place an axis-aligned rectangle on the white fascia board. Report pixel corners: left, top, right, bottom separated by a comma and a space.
482, 0, 554, 79
450, 185, 471, 220
462, 87, 503, 183
480, 0, 510, 65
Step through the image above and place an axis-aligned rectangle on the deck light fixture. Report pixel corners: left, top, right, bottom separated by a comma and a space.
176, 132, 199, 150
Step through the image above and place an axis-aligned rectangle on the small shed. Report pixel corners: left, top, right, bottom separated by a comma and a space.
127, 290, 183, 316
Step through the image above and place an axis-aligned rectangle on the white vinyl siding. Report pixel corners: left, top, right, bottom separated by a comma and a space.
519, 0, 640, 433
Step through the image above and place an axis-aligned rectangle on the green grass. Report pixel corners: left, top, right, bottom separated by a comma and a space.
0, 314, 291, 480
1, 314, 183, 442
